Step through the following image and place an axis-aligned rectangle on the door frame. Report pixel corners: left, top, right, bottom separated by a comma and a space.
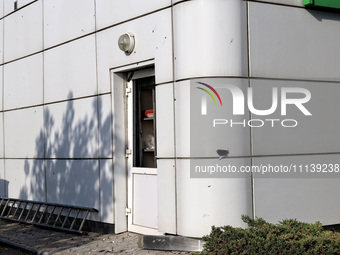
111, 60, 162, 235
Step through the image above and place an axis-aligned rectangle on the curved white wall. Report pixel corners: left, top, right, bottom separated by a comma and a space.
173, 0, 248, 80
172, 0, 252, 236
176, 160, 252, 237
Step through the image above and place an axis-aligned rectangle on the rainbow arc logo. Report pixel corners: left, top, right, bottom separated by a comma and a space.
196, 82, 222, 115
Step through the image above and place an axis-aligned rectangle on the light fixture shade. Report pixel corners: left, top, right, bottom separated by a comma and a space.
118, 33, 135, 54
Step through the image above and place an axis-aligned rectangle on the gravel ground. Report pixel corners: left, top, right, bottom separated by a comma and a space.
0, 220, 192, 254
0, 245, 28, 255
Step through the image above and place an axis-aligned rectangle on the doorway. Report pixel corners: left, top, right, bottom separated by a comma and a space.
125, 68, 159, 234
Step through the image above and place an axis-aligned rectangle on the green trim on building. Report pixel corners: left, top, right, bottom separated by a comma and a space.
304, 0, 340, 10
303, 0, 314, 6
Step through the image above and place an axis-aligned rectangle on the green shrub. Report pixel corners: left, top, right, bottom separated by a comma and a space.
196, 215, 340, 254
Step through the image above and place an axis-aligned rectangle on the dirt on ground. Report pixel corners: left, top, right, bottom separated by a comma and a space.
0, 245, 28, 255
0, 220, 192, 254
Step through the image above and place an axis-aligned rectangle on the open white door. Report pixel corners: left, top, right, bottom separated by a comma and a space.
125, 68, 161, 235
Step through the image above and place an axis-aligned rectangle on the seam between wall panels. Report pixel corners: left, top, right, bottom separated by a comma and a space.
94, 0, 100, 158
109, 71, 115, 224
246, 0, 305, 9
3, 157, 113, 160
0, 93, 111, 113
174, 76, 340, 84
2, 0, 5, 196
0, 0, 39, 21
170, 0, 178, 235
5, 152, 340, 160
156, 151, 340, 159
246, 0, 256, 220
94, 0, 102, 223
42, 0, 47, 203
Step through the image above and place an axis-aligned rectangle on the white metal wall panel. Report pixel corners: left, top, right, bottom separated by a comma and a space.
3, 1, 42, 62
254, 155, 340, 225
0, 160, 5, 197
4, 0, 36, 15
251, 0, 303, 6
96, 9, 173, 93
100, 160, 114, 224
44, 97, 99, 159
0, 114, 3, 158
44, 35, 97, 103
0, 20, 3, 64
19, 0, 38, 8
156, 83, 174, 157
95, 0, 170, 30
4, 106, 44, 158
249, 2, 340, 81
251, 79, 340, 156
174, 81, 191, 157
175, 78, 251, 158
153, 9, 173, 85
157, 159, 176, 234
0, 66, 3, 110
0, 0, 3, 18
4, 53, 43, 110
3, 0, 16, 16
5, 159, 46, 201
44, 0, 95, 48
172, 0, 295, 3
176, 159, 252, 237
98, 94, 112, 158
191, 78, 251, 157
46, 159, 100, 211
173, 0, 248, 80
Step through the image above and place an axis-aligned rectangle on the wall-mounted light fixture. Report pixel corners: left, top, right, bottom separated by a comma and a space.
118, 33, 135, 55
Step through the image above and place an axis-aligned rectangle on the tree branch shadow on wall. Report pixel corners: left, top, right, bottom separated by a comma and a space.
0, 179, 8, 198
15, 92, 118, 243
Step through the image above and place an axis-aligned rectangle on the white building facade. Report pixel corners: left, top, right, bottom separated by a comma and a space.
0, 0, 340, 238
